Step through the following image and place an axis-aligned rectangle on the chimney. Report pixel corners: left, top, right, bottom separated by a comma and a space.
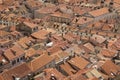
109, 0, 114, 10
49, 32, 52, 38
101, 0, 105, 7
48, 52, 51, 55
12, 75, 20, 80
50, 74, 57, 80
75, 18, 78, 22
10, 49, 16, 56
83, 18, 87, 21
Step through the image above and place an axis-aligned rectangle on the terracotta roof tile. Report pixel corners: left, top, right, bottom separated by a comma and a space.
77, 17, 93, 25
4, 44, 24, 61
31, 30, 49, 40
84, 43, 95, 52
91, 34, 106, 44
100, 48, 117, 57
27, 54, 55, 72
88, 8, 109, 17
43, 68, 65, 80
101, 60, 120, 76
25, 48, 36, 58
0, 63, 31, 80
68, 56, 90, 69
60, 63, 76, 75
17, 37, 34, 49
23, 22, 38, 29
112, 38, 120, 50
0, 30, 10, 37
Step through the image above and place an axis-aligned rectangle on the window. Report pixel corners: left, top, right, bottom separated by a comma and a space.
8, 36, 12, 40
20, 56, 25, 60
0, 45, 3, 48
33, 28, 36, 31
20, 57, 23, 60
0, 62, 3, 66
33, 27, 38, 32
17, 58, 19, 62
12, 60, 16, 65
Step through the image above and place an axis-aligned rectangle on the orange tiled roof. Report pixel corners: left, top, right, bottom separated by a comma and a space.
0, 63, 31, 80
89, 8, 109, 17
0, 30, 10, 37
101, 60, 120, 76
77, 17, 93, 25
4, 44, 24, 61
44, 68, 65, 80
100, 48, 117, 57
60, 62, 76, 75
25, 48, 36, 58
91, 34, 106, 44
51, 12, 72, 19
68, 56, 90, 69
27, 54, 54, 72
31, 30, 49, 40
112, 38, 120, 50
17, 37, 34, 49
23, 21, 38, 29
84, 43, 95, 52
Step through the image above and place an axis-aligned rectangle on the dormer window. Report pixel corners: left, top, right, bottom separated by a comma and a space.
12, 60, 16, 65
110, 2, 113, 5
33, 27, 38, 32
